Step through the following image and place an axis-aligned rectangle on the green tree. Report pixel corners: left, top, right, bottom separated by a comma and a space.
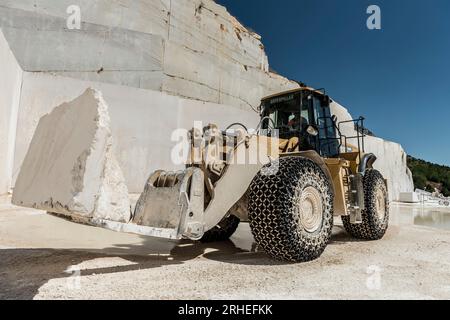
408, 156, 450, 197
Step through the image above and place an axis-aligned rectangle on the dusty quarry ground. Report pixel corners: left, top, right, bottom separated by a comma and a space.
1, 195, 450, 300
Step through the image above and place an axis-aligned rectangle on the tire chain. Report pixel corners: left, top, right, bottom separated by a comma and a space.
248, 157, 334, 262
342, 169, 389, 240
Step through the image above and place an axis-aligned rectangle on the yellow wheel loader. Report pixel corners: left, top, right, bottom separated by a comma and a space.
129, 85, 389, 262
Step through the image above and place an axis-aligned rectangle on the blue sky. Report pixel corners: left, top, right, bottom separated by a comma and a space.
217, 0, 450, 166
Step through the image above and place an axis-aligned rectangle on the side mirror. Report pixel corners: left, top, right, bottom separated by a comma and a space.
259, 103, 265, 115
307, 125, 319, 137
331, 115, 338, 123
321, 95, 331, 106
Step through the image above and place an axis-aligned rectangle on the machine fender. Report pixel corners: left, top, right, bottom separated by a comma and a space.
359, 153, 377, 174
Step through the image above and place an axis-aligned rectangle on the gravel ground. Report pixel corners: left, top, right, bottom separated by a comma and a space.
1, 196, 450, 300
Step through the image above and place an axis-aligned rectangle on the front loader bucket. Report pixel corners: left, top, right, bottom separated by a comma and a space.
86, 168, 206, 240
132, 168, 206, 240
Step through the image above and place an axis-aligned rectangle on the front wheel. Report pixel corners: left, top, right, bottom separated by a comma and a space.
248, 157, 334, 262
342, 169, 389, 240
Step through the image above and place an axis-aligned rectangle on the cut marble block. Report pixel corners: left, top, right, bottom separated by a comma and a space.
12, 88, 131, 222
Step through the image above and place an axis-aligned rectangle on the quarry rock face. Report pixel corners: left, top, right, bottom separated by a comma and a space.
0, 0, 414, 200
0, 0, 298, 110
0, 28, 22, 195
364, 136, 414, 199
10, 71, 260, 194
12, 89, 131, 222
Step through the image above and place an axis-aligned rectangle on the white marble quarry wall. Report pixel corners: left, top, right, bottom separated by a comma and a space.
0, 0, 297, 111
168, 0, 269, 70
162, 41, 296, 109
0, 0, 414, 200
0, 0, 293, 194
0, 0, 171, 38
0, 6, 166, 91
13, 72, 259, 193
0, 0, 267, 70
0, 29, 23, 195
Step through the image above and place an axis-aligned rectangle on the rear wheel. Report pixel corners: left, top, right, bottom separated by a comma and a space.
342, 169, 389, 240
248, 157, 334, 262
200, 214, 240, 243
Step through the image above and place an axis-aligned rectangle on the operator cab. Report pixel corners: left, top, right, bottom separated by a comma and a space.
260, 87, 340, 158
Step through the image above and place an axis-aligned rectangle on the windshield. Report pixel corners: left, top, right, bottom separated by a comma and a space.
262, 93, 309, 139
261, 91, 340, 158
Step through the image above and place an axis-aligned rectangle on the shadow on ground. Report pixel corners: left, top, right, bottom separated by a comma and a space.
0, 225, 356, 300
328, 225, 366, 245
0, 237, 268, 299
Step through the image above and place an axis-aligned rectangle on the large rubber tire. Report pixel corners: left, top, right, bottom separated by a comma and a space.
248, 157, 334, 262
342, 169, 389, 240
200, 214, 240, 243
